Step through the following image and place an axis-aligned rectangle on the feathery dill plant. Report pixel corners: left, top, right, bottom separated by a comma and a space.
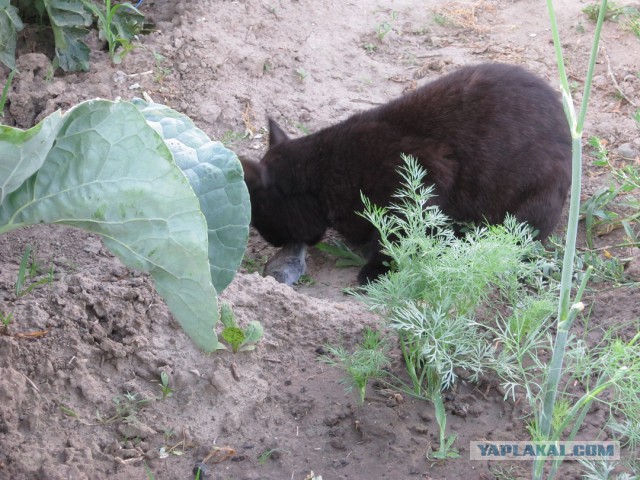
355, 154, 547, 459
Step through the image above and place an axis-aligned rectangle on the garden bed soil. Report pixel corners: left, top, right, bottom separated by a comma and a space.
1, 0, 639, 479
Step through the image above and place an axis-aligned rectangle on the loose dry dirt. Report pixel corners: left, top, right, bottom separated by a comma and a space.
1, 1, 639, 479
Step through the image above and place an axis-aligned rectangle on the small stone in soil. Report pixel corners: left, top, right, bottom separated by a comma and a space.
315, 345, 327, 355
332, 457, 350, 468
330, 438, 347, 450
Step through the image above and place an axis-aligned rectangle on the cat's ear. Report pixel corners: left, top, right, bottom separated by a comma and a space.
268, 118, 289, 146
240, 157, 269, 189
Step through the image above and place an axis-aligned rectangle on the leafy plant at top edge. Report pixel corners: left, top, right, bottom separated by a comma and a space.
1, 0, 148, 72
0, 98, 250, 352
15, 0, 94, 72
0, 0, 24, 71
80, 0, 145, 64
217, 302, 263, 353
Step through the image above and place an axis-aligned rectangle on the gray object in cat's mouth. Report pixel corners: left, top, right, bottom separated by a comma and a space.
263, 243, 307, 286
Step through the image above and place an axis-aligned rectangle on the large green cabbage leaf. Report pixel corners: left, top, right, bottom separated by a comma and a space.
0, 99, 219, 351
133, 98, 250, 293
0, 110, 64, 204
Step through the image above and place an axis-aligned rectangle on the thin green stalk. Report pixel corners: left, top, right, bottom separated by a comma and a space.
577, 3, 609, 133
536, 1, 607, 478
15, 245, 31, 296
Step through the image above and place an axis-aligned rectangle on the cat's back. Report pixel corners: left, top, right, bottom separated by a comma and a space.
377, 63, 569, 147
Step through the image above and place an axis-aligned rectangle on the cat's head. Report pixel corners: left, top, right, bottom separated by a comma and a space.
241, 119, 328, 247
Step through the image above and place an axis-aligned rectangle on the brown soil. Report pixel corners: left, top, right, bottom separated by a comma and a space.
1, 1, 639, 479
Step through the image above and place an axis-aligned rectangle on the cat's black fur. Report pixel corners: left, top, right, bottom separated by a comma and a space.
242, 63, 572, 284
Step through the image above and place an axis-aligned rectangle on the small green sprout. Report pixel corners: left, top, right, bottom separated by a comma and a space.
15, 245, 55, 297
375, 11, 398, 40
257, 448, 288, 464
295, 67, 308, 82
158, 371, 174, 399
295, 274, 315, 286
152, 51, 172, 83
320, 327, 390, 405
96, 392, 149, 424
362, 43, 378, 53
217, 303, 263, 353
0, 311, 13, 329
59, 404, 78, 418
241, 254, 268, 274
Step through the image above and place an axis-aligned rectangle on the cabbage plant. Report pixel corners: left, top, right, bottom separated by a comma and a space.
0, 98, 250, 352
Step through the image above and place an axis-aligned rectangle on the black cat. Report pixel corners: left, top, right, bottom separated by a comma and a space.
242, 63, 572, 284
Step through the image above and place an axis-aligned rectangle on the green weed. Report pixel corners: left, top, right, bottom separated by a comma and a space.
583, 2, 640, 39
320, 327, 390, 405
294, 123, 311, 135
375, 11, 398, 41
433, 13, 454, 28
583, 2, 632, 22
362, 43, 378, 54
241, 254, 268, 274
0, 311, 13, 330
580, 186, 621, 247
578, 459, 637, 480
588, 135, 610, 165
295, 274, 315, 286
95, 392, 149, 424
581, 136, 640, 249
59, 404, 78, 417
15, 245, 55, 297
629, 14, 640, 38
43, 65, 54, 82
539, 235, 633, 286
315, 239, 366, 268
158, 371, 174, 399
295, 67, 308, 82
257, 448, 288, 464
152, 51, 172, 83
490, 465, 520, 480
218, 130, 248, 147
